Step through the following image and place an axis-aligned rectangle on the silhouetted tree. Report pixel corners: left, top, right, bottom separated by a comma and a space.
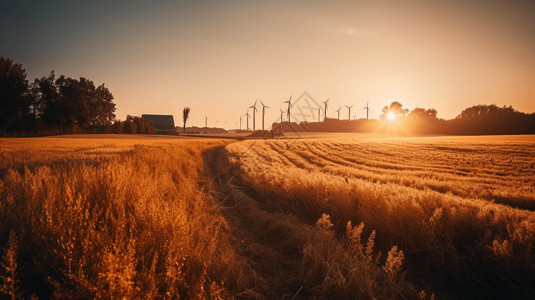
35, 74, 116, 133
183, 107, 190, 133
409, 108, 437, 119
53, 76, 81, 132
0, 57, 30, 136
123, 116, 138, 134
116, 116, 154, 134
112, 119, 124, 133
450, 104, 535, 135
380, 101, 409, 120
34, 71, 60, 131
91, 84, 116, 127
132, 116, 155, 134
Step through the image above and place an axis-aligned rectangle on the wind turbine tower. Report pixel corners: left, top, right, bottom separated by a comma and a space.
364, 102, 370, 120
260, 101, 269, 131
335, 107, 341, 120
239, 115, 242, 130
205, 116, 207, 127
245, 111, 250, 131
250, 100, 258, 131
279, 108, 284, 122
322, 99, 329, 121
284, 96, 292, 123
346, 105, 353, 121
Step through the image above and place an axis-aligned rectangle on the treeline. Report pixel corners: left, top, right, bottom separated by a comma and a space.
445, 104, 535, 135
112, 115, 155, 134
0, 57, 154, 136
296, 102, 535, 135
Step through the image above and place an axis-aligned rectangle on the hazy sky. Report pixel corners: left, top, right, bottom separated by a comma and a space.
2, 0, 534, 128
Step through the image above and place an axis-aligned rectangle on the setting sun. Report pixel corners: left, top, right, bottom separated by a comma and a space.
387, 111, 396, 120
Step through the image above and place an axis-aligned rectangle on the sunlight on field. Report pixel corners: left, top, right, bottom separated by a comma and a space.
1, 134, 534, 298
0, 136, 256, 298
226, 134, 535, 298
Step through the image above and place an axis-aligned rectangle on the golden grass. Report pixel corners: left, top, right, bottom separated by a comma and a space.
0, 137, 256, 298
226, 135, 535, 298
2, 134, 534, 298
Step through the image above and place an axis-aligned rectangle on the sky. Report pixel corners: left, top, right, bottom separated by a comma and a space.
1, 0, 535, 129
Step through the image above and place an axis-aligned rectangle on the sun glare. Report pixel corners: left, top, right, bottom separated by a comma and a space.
387, 111, 396, 120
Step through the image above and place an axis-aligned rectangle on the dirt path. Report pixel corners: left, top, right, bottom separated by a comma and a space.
202, 146, 314, 299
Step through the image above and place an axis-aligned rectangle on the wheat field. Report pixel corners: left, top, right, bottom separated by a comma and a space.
1, 134, 534, 299
0, 136, 259, 299
225, 134, 535, 298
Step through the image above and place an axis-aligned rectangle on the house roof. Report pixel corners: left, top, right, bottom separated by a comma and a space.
141, 114, 175, 129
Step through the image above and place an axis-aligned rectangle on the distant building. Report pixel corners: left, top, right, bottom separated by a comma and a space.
141, 114, 175, 133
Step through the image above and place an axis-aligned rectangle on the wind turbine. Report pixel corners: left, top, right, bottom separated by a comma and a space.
364, 102, 370, 120
335, 106, 341, 120
260, 100, 269, 131
322, 99, 329, 120
239, 115, 242, 130
284, 96, 292, 123
345, 105, 353, 121
249, 100, 258, 131
279, 108, 284, 122
245, 111, 250, 131
205, 116, 208, 127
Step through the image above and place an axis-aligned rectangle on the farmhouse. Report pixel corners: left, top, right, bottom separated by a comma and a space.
141, 114, 176, 133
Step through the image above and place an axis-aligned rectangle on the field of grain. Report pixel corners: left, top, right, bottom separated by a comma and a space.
0, 136, 258, 299
1, 134, 534, 299
225, 135, 535, 298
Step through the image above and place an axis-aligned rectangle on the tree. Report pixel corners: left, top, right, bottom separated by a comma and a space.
380, 101, 409, 120
37, 74, 116, 133
91, 83, 116, 127
112, 119, 124, 133
452, 104, 535, 135
123, 116, 138, 134
131, 116, 154, 134
183, 107, 190, 133
0, 57, 117, 135
0, 57, 30, 136
35, 71, 60, 130
55, 76, 87, 131
409, 108, 437, 119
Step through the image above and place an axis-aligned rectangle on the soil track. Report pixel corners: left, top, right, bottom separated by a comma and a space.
202, 145, 313, 299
